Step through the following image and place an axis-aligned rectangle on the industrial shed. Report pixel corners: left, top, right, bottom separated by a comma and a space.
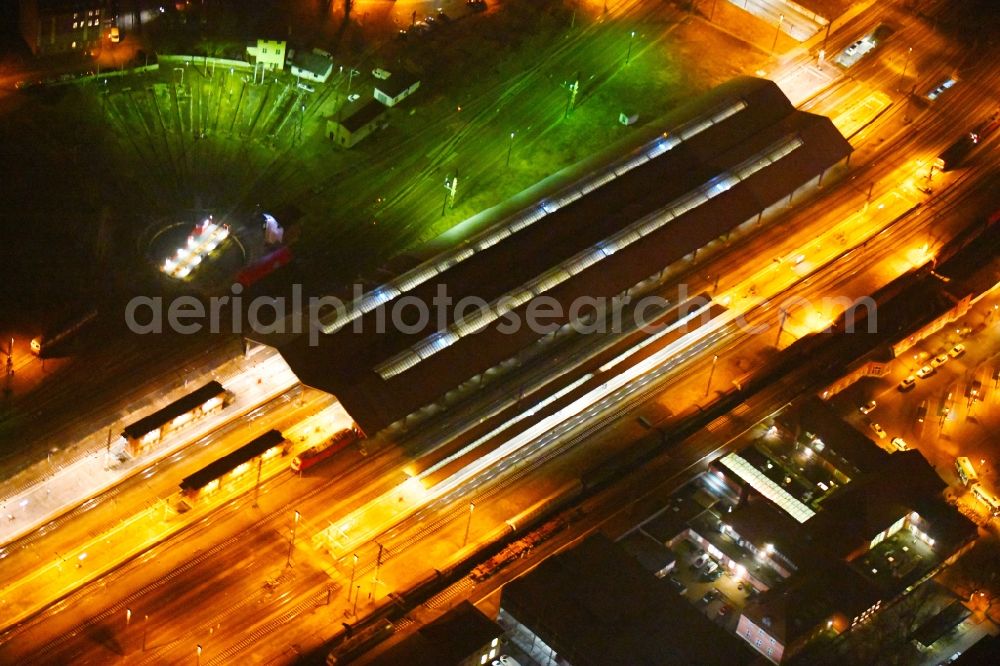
272, 77, 853, 433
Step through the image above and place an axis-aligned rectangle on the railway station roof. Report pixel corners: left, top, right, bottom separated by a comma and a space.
275, 77, 853, 433
122, 381, 225, 441
180, 429, 284, 492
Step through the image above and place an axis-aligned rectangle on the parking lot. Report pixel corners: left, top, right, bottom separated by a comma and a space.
832, 296, 1000, 517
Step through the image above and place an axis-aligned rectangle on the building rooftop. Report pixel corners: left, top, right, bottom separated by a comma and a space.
374, 71, 420, 98
272, 77, 852, 433
334, 99, 386, 133
501, 533, 756, 666
292, 50, 332, 77
180, 429, 284, 492
122, 381, 224, 440
364, 601, 500, 666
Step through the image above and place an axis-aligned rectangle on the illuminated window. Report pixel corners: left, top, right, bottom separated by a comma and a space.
488, 648, 496, 659
480, 656, 487, 665
73, 21, 78, 28
491, 638, 499, 648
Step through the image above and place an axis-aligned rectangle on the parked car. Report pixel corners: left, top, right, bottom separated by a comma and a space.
668, 576, 687, 594
701, 569, 724, 582
467, 0, 488, 10
891, 437, 908, 451
860, 400, 877, 415
916, 400, 928, 423
898, 375, 917, 391
949, 343, 966, 358
870, 422, 887, 439
931, 353, 949, 368
347, 93, 360, 102
916, 365, 935, 379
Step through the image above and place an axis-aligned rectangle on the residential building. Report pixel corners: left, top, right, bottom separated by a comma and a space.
374, 72, 420, 107
290, 50, 333, 83
246, 39, 286, 71
326, 100, 387, 148
20, 0, 109, 56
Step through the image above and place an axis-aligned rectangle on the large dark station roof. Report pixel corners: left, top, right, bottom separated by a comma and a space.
277, 77, 852, 433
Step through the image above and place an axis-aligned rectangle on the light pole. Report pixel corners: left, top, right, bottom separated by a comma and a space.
286, 510, 300, 567
126, 608, 132, 628
771, 14, 784, 56
775, 307, 788, 346
142, 614, 149, 651
505, 131, 515, 167
347, 553, 358, 601
705, 354, 719, 397
900, 46, 913, 88
370, 543, 384, 602
197, 644, 203, 666
463, 502, 475, 547
625, 30, 636, 64
352, 584, 361, 616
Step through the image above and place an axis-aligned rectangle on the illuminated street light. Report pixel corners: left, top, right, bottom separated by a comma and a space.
197, 644, 202, 666
626, 30, 636, 65
506, 131, 515, 167
705, 354, 719, 397
900, 46, 913, 84
142, 614, 149, 651
463, 502, 476, 547
126, 608, 132, 627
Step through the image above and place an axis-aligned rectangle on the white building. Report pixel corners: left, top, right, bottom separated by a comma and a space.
374, 72, 420, 107
246, 39, 286, 71
290, 50, 333, 83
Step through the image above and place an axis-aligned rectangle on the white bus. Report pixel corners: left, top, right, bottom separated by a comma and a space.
956, 457, 977, 486
971, 483, 1000, 517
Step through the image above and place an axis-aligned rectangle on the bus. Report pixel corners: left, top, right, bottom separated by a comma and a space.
955, 457, 977, 486
970, 483, 1000, 517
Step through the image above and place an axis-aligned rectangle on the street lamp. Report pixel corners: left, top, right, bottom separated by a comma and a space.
286, 510, 300, 567
901, 46, 913, 83
771, 14, 784, 56
505, 131, 515, 167
626, 30, 636, 65
705, 354, 719, 397
347, 553, 358, 601
463, 502, 476, 547
197, 644, 203, 666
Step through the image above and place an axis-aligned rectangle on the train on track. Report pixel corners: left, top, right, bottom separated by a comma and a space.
122, 380, 233, 457
30, 308, 99, 357
180, 429, 288, 500
291, 425, 363, 473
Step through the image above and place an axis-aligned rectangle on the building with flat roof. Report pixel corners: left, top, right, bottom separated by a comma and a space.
326, 100, 387, 148
374, 72, 420, 107
726, 448, 976, 663
362, 601, 502, 666
265, 77, 852, 434
499, 533, 756, 665
20, 0, 108, 55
